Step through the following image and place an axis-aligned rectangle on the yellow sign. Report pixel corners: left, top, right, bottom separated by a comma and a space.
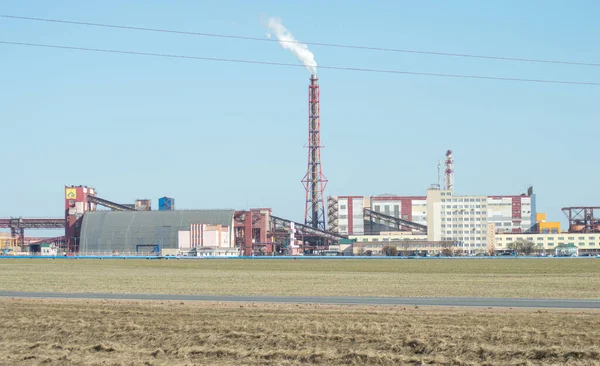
65, 188, 77, 200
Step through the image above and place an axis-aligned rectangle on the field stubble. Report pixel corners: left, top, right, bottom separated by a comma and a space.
1, 299, 599, 365
0, 258, 599, 298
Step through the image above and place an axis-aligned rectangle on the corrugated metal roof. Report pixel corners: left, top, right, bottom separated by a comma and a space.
79, 210, 234, 253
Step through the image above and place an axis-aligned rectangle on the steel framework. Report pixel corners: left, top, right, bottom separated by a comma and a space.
302, 74, 327, 230
0, 218, 66, 247
88, 196, 136, 211
561, 206, 600, 233
234, 210, 265, 256
326, 196, 339, 233
270, 215, 347, 243
363, 209, 427, 234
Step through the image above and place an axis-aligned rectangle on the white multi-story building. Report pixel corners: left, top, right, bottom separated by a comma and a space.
327, 196, 366, 235
487, 187, 535, 234
426, 189, 490, 254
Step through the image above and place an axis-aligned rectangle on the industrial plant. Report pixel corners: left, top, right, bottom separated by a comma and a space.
1, 75, 599, 258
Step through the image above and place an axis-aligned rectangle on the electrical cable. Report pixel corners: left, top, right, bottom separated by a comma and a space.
2, 14, 599, 67
2, 40, 599, 86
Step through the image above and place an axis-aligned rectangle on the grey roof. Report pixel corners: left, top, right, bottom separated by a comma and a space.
79, 210, 234, 253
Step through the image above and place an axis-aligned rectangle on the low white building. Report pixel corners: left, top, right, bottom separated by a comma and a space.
492, 232, 600, 255
40, 243, 58, 256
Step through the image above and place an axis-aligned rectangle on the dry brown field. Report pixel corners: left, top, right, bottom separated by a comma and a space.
1, 298, 599, 365
1, 258, 599, 298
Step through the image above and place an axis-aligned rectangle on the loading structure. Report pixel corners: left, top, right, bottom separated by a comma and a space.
562, 207, 600, 233
65, 185, 137, 252
0, 218, 65, 248
88, 196, 137, 212
233, 209, 345, 256
5, 185, 347, 256
270, 215, 347, 253
234, 209, 271, 257
363, 208, 427, 234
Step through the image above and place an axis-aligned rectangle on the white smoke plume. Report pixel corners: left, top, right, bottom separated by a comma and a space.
266, 17, 317, 75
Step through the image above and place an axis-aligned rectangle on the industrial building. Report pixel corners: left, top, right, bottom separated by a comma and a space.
1, 73, 599, 258
328, 188, 535, 237
79, 210, 235, 255
530, 213, 561, 234
491, 232, 600, 256
0, 179, 344, 256
0, 233, 18, 249
326, 151, 600, 257
426, 189, 490, 253
333, 149, 600, 256
347, 231, 454, 256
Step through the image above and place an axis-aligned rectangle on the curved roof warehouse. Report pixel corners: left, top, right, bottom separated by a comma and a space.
79, 210, 235, 253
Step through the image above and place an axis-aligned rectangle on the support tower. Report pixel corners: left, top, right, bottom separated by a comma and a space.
302, 74, 327, 230
444, 150, 454, 191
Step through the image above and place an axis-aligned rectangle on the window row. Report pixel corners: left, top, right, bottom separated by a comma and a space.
442, 213, 486, 218
445, 231, 485, 235
442, 224, 486, 228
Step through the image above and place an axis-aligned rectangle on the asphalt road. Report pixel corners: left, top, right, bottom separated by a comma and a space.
1, 291, 599, 309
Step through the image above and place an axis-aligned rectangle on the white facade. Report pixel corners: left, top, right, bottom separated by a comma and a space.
493, 232, 600, 254
427, 189, 489, 254
330, 196, 365, 235
371, 195, 428, 227
372, 198, 402, 218
40, 244, 58, 256
178, 230, 191, 249
487, 196, 533, 233
350, 232, 428, 242
411, 199, 428, 227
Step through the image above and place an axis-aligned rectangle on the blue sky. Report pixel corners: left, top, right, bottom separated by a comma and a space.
1, 0, 599, 235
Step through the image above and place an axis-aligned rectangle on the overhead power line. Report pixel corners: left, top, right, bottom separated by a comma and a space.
2, 14, 599, 68
1, 40, 599, 86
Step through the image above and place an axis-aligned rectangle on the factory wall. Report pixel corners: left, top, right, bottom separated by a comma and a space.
79, 210, 234, 254
329, 195, 428, 235
330, 188, 535, 248
493, 232, 600, 254
65, 185, 97, 249
536, 221, 561, 234
330, 196, 366, 235
487, 195, 533, 233
371, 195, 427, 225
427, 189, 489, 253
0, 233, 18, 249
350, 232, 428, 242
352, 240, 453, 256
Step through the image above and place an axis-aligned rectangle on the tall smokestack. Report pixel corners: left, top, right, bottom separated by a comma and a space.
437, 160, 441, 189
444, 150, 454, 191
302, 74, 327, 229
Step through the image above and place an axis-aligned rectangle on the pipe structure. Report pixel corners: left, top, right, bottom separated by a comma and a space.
444, 150, 454, 191
302, 75, 327, 230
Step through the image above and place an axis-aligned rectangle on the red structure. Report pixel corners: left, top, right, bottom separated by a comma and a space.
234, 209, 271, 256
65, 185, 97, 253
562, 207, 600, 233
302, 74, 327, 230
